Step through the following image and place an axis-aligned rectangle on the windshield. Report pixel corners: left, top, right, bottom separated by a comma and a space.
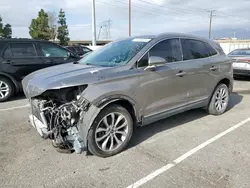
79, 38, 151, 67
229, 49, 250, 56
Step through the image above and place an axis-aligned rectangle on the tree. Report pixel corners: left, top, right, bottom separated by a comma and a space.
2, 24, 12, 38
0, 15, 12, 38
47, 11, 58, 41
29, 9, 50, 40
57, 9, 69, 45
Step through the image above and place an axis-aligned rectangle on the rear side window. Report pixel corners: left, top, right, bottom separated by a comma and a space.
205, 43, 218, 56
4, 43, 37, 57
181, 39, 209, 60
138, 39, 182, 67
67, 47, 76, 52
39, 43, 69, 57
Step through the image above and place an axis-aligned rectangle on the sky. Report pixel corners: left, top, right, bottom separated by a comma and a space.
0, 0, 250, 40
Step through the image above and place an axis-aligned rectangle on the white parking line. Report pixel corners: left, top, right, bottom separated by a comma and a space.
0, 104, 30, 112
126, 117, 250, 188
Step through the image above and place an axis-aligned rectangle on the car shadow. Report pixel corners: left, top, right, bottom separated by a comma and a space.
128, 93, 243, 149
8, 93, 26, 102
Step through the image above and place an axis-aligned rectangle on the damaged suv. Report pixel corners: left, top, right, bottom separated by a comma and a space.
22, 33, 233, 157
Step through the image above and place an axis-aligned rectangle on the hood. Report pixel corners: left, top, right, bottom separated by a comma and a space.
22, 62, 111, 98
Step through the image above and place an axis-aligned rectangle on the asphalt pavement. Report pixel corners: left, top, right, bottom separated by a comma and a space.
0, 79, 250, 188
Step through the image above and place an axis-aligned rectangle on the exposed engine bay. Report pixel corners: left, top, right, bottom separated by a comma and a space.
29, 86, 90, 154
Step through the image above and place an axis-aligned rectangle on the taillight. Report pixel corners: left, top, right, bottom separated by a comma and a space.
239, 59, 250, 63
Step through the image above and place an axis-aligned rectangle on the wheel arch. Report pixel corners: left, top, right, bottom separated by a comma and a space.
95, 95, 141, 125
217, 78, 232, 92
208, 77, 232, 106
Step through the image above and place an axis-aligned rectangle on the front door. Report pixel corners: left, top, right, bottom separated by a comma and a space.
1, 42, 46, 82
136, 38, 189, 121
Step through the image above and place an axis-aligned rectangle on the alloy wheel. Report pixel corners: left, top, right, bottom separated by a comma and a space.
95, 112, 129, 152
214, 87, 229, 113
0, 81, 10, 99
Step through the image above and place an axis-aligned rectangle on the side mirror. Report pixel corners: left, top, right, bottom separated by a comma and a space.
144, 56, 166, 71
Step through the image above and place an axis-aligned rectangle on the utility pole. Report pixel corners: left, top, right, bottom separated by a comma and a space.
92, 0, 97, 46
129, 0, 131, 36
208, 10, 216, 39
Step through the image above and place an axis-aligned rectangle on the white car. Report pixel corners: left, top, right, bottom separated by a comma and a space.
228, 48, 250, 76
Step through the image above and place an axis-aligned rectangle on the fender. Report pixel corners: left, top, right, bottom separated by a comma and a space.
0, 72, 21, 92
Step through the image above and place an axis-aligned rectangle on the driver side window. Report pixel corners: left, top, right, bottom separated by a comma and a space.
137, 38, 182, 67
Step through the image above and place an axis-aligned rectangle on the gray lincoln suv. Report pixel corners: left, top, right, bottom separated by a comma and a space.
22, 33, 233, 157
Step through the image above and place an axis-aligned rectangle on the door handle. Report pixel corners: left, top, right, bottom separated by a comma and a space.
2, 60, 13, 64
176, 71, 186, 77
210, 66, 217, 71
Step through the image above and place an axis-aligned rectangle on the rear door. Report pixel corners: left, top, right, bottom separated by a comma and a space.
1, 42, 45, 82
37, 42, 78, 65
180, 39, 215, 104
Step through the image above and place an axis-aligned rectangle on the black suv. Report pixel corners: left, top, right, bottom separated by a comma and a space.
0, 39, 80, 102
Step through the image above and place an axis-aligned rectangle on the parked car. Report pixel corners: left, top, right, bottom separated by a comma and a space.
22, 33, 233, 157
65, 45, 92, 57
0, 39, 81, 102
228, 48, 250, 76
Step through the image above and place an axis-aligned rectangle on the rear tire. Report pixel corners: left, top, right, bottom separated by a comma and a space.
207, 83, 229, 115
0, 77, 14, 102
87, 104, 133, 157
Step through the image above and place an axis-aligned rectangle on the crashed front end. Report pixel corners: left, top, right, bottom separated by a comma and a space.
27, 86, 94, 154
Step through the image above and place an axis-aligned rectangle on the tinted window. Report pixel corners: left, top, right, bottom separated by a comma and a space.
149, 39, 182, 62
181, 39, 209, 60
66, 46, 76, 52
205, 43, 218, 56
137, 39, 182, 67
137, 53, 149, 67
4, 43, 37, 57
39, 43, 69, 57
82, 47, 91, 52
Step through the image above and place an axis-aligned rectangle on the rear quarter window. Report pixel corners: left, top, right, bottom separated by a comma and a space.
211, 42, 224, 55
205, 42, 218, 56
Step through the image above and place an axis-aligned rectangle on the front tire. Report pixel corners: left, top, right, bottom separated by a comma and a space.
207, 83, 229, 115
88, 104, 133, 157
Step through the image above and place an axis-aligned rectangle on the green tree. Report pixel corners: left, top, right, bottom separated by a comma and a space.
57, 9, 69, 45
0, 15, 12, 38
2, 24, 12, 38
29, 9, 50, 40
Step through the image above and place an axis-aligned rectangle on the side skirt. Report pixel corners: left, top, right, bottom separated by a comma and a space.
142, 99, 208, 126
